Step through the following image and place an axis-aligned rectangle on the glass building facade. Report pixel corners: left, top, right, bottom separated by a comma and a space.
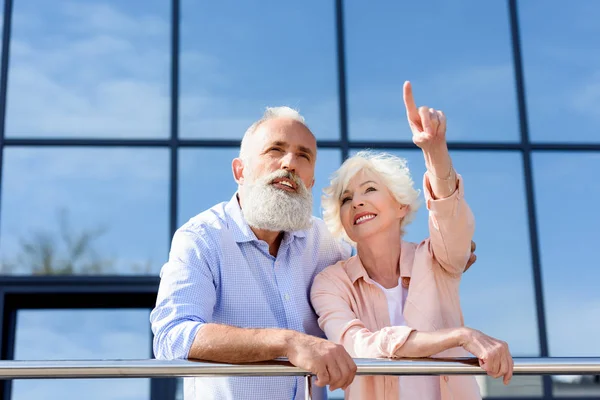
0, 0, 598, 399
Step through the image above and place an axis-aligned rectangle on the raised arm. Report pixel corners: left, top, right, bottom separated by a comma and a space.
150, 230, 356, 390
403, 81, 474, 275
311, 269, 514, 384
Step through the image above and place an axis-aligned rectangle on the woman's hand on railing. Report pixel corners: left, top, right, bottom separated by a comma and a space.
458, 327, 514, 385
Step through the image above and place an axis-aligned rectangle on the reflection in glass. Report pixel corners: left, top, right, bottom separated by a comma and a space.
520, 1, 600, 143
179, 1, 339, 140
6, 0, 170, 138
12, 309, 151, 400
534, 152, 600, 397
178, 148, 240, 227
179, 148, 342, 227
313, 149, 343, 219
175, 378, 183, 400
0, 147, 169, 275
477, 375, 542, 398
344, 1, 518, 142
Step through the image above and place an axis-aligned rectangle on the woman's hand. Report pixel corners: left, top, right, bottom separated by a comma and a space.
403, 80, 455, 198
458, 327, 514, 385
403, 81, 447, 151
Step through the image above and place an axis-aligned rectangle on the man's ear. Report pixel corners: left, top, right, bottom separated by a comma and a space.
308, 177, 315, 189
232, 158, 245, 184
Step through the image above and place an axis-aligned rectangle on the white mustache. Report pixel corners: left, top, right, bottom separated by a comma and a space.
242, 169, 313, 232
263, 170, 306, 193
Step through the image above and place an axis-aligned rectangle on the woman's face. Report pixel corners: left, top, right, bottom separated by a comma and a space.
339, 169, 408, 244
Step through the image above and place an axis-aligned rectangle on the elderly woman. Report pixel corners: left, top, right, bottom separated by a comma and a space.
310, 82, 513, 399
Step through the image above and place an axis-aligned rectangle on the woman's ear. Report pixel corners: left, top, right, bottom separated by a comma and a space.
397, 203, 409, 218
232, 158, 245, 184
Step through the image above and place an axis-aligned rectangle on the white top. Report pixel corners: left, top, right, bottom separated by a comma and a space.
372, 278, 407, 326
373, 277, 442, 400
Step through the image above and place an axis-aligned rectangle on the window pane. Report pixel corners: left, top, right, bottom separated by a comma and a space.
178, 148, 239, 226
179, 148, 342, 227
6, 0, 170, 138
534, 152, 600, 396
12, 309, 151, 400
179, 1, 340, 140
313, 149, 342, 219
520, 1, 600, 143
477, 376, 543, 398
0, 148, 169, 275
345, 1, 518, 142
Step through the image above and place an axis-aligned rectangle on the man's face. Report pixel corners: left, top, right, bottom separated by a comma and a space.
235, 118, 318, 232
244, 118, 317, 190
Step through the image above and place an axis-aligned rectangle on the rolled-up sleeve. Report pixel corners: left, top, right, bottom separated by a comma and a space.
150, 229, 217, 360
424, 172, 475, 276
310, 270, 414, 358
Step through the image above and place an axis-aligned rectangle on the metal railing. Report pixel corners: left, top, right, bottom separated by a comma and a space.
1, 357, 599, 399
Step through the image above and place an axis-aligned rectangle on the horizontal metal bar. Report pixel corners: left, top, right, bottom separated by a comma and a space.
0, 358, 599, 379
3, 138, 600, 151
1, 138, 337, 148
3, 138, 172, 147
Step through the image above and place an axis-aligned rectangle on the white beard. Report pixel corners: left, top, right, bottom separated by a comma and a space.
241, 169, 313, 232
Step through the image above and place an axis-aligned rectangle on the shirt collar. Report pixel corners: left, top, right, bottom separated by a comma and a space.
225, 193, 308, 243
346, 240, 412, 284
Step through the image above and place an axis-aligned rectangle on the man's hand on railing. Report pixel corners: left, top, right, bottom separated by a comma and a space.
458, 327, 514, 385
285, 332, 357, 391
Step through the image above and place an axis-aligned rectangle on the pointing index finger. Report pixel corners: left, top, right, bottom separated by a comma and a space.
403, 81, 419, 121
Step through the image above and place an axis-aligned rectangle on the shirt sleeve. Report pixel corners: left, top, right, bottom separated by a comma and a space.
424, 172, 475, 277
310, 270, 415, 358
150, 229, 217, 360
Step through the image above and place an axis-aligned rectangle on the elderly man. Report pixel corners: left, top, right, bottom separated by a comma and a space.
150, 107, 357, 400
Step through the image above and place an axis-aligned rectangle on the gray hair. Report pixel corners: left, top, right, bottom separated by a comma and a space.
239, 106, 308, 163
321, 150, 421, 245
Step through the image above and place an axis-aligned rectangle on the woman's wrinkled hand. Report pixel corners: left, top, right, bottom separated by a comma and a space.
459, 327, 514, 385
403, 81, 447, 151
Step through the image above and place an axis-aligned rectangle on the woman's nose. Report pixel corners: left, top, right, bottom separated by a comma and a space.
352, 199, 364, 208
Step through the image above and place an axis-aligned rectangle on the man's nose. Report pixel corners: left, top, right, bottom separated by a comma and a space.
280, 153, 297, 171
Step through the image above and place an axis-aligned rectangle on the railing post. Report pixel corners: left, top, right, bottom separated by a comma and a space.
304, 374, 312, 400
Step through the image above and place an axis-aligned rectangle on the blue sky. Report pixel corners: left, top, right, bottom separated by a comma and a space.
0, 0, 599, 398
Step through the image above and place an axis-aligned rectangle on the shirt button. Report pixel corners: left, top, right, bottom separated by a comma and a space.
444, 376, 449, 382
284, 294, 290, 301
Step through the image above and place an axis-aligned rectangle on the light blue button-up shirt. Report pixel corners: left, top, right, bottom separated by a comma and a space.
150, 194, 351, 400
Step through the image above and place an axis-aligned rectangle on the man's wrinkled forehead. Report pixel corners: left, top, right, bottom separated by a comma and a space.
253, 118, 317, 155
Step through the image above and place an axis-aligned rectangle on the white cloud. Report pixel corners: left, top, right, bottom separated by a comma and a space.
7, 2, 170, 138
347, 64, 519, 142
61, 1, 169, 38
570, 72, 600, 120
461, 279, 540, 356
547, 298, 600, 356
14, 309, 151, 360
